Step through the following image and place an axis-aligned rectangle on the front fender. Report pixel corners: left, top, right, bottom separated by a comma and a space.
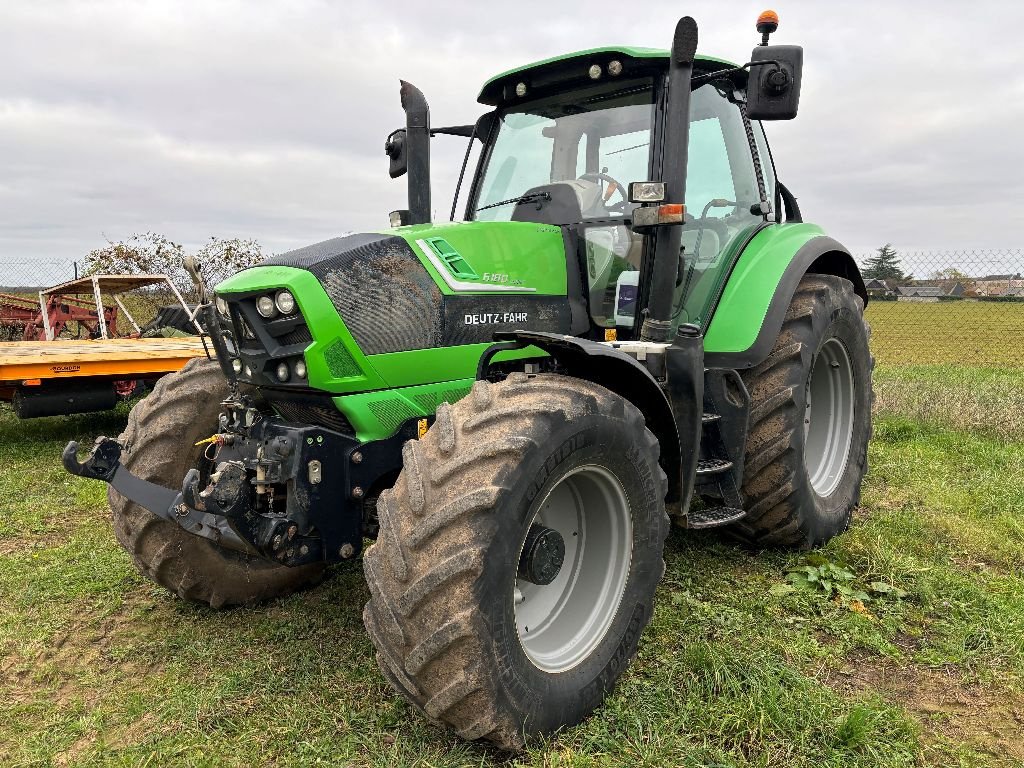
484, 331, 702, 507
703, 225, 866, 369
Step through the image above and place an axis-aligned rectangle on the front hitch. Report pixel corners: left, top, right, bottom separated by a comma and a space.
62, 438, 259, 556
62, 437, 122, 481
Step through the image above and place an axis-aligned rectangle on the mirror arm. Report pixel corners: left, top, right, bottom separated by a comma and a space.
690, 60, 781, 88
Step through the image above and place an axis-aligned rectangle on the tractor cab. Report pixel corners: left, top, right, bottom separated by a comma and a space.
473, 57, 771, 333
388, 31, 803, 345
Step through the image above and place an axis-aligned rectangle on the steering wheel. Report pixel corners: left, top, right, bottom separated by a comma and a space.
577, 172, 628, 213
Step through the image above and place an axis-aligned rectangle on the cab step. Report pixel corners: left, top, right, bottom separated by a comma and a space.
685, 507, 747, 529
696, 457, 733, 475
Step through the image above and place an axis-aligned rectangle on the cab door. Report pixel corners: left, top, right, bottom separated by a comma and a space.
670, 83, 770, 331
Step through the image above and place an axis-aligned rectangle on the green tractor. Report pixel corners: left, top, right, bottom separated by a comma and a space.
64, 11, 872, 749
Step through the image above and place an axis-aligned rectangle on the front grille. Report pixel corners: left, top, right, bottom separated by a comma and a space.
277, 326, 313, 347
263, 392, 354, 434
317, 237, 444, 355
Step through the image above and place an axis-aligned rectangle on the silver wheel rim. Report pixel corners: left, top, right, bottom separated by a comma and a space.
804, 337, 856, 496
514, 465, 632, 673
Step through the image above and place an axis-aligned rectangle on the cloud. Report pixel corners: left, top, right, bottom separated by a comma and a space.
1, 0, 1022, 271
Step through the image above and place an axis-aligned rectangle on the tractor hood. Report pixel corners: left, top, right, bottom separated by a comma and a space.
214, 221, 575, 399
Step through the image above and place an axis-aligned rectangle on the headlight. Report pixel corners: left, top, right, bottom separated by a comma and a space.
256, 295, 276, 318
275, 290, 296, 315
294, 360, 307, 379
215, 296, 230, 317
275, 362, 290, 382
231, 358, 243, 374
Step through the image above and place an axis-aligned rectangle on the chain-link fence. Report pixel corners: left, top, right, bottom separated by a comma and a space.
4, 250, 1023, 361
856, 248, 1024, 368
0, 260, 196, 341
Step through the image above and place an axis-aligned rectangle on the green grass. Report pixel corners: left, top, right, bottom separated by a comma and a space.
1, 369, 1023, 767
865, 300, 1024, 367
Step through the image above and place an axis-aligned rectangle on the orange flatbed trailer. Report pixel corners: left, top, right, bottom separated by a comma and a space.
0, 337, 212, 418
0, 337, 209, 382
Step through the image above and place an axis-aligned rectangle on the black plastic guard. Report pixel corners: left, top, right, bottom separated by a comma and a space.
485, 330, 704, 508
665, 331, 704, 514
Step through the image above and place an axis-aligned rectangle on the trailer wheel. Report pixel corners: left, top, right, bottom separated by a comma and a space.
363, 373, 668, 749
733, 274, 873, 548
109, 358, 326, 607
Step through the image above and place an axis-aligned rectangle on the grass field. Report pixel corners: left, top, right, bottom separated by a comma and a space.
864, 300, 1024, 367
1, 358, 1022, 766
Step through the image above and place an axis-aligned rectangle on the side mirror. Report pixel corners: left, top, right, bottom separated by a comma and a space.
746, 45, 803, 120
385, 128, 407, 178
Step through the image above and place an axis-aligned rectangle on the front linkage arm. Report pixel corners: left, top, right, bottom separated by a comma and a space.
62, 437, 259, 555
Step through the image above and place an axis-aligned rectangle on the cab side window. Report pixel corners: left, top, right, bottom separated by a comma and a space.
672, 84, 765, 330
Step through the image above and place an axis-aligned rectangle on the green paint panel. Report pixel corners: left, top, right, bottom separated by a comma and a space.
367, 343, 546, 389
382, 220, 567, 296
703, 223, 826, 354
336, 379, 475, 441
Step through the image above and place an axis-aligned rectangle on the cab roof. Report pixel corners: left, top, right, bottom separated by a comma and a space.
478, 46, 737, 106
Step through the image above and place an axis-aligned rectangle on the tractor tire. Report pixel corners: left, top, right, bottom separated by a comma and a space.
109, 357, 326, 608
732, 274, 873, 548
362, 373, 668, 749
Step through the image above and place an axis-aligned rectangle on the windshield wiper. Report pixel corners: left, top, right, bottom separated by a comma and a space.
476, 191, 551, 212
607, 142, 647, 156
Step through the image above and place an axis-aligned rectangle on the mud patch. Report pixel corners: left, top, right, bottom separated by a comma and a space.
3, 593, 165, 708
825, 651, 1024, 762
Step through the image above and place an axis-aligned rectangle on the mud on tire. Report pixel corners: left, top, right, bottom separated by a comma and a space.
362, 373, 669, 749
731, 274, 873, 548
110, 358, 326, 608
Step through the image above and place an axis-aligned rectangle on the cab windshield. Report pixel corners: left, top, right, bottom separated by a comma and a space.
473, 79, 655, 221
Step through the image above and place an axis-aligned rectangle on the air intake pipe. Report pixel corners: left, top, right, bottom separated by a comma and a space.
400, 80, 432, 225
640, 17, 698, 342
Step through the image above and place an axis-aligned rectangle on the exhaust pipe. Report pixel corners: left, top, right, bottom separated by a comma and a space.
641, 17, 698, 342
400, 80, 432, 225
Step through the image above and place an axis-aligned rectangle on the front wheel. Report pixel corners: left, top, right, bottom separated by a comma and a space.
110, 358, 326, 607
362, 373, 668, 749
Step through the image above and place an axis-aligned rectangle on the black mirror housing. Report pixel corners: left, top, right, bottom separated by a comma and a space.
746, 45, 803, 120
385, 128, 408, 178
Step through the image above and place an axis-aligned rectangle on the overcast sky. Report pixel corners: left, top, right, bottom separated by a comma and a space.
2, 0, 1023, 274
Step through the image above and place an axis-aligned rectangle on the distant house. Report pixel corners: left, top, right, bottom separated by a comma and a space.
975, 274, 1024, 297
897, 282, 966, 302
864, 278, 898, 298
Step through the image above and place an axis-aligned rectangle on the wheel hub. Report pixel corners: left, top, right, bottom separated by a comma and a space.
514, 464, 633, 673
517, 524, 565, 586
804, 337, 855, 496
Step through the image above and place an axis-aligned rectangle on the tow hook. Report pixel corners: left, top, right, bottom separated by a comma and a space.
62, 437, 122, 481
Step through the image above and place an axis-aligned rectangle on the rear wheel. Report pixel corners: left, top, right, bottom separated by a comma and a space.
362, 373, 668, 749
732, 274, 873, 548
110, 358, 326, 607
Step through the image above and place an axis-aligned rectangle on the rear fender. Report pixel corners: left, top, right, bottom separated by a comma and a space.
703, 229, 866, 369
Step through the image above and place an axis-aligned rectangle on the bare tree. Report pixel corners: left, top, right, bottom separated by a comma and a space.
84, 233, 267, 300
